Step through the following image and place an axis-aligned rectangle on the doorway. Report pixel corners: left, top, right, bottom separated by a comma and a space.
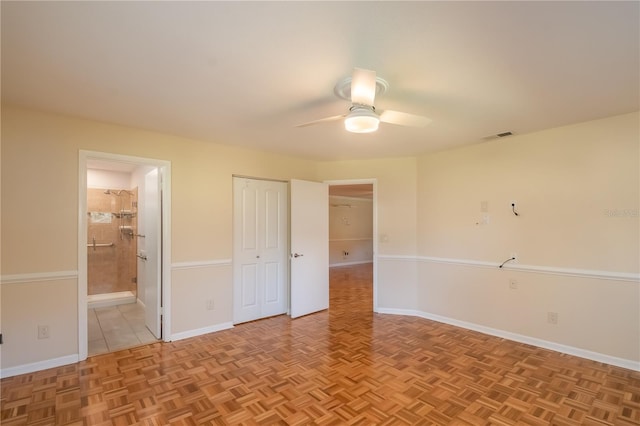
78, 151, 172, 360
326, 180, 377, 312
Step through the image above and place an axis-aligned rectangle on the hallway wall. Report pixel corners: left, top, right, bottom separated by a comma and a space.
329, 195, 373, 266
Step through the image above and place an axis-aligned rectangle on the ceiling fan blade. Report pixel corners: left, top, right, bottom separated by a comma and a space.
351, 68, 377, 106
379, 110, 432, 128
295, 114, 345, 128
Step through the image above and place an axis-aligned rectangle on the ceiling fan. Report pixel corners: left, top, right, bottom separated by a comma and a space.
297, 68, 431, 133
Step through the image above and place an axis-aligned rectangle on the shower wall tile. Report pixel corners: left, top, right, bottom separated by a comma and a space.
87, 188, 138, 296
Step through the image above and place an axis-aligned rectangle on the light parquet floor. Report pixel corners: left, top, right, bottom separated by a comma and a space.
2, 264, 639, 425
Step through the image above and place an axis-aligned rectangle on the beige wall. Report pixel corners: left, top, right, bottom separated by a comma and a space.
2, 105, 638, 372
415, 112, 640, 362
1, 279, 78, 367
0, 106, 317, 370
417, 112, 639, 271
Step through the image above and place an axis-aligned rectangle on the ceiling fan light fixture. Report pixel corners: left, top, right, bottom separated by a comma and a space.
344, 107, 379, 133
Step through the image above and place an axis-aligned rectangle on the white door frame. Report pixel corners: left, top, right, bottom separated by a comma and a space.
324, 179, 378, 312
78, 150, 172, 360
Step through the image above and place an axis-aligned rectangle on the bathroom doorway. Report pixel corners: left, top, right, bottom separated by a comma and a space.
78, 151, 172, 360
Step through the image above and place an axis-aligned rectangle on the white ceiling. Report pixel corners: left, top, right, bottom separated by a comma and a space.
2, 1, 638, 161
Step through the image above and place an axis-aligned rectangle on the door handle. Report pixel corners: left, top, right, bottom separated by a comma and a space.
293, 253, 304, 258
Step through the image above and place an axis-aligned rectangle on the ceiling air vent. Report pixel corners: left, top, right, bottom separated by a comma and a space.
481, 131, 514, 142
496, 131, 513, 138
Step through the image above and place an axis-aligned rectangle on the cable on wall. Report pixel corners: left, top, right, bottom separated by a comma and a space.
499, 257, 516, 268
511, 203, 519, 216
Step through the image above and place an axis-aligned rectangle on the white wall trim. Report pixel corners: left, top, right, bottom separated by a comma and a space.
330, 260, 373, 268
1, 271, 79, 285
377, 255, 419, 262
377, 308, 640, 372
171, 259, 233, 270
329, 238, 374, 242
0, 354, 79, 379
170, 322, 234, 342
377, 255, 640, 283
329, 195, 373, 203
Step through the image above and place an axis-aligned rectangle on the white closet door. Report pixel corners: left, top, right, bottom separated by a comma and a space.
233, 178, 288, 324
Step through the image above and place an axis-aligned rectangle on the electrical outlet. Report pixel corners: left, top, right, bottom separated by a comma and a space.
509, 279, 518, 289
206, 299, 215, 310
547, 312, 558, 325
38, 325, 50, 339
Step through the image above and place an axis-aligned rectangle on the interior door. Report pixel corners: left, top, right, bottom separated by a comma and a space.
290, 179, 329, 318
143, 168, 162, 338
233, 177, 288, 324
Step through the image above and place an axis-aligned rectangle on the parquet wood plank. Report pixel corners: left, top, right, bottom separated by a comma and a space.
2, 264, 639, 424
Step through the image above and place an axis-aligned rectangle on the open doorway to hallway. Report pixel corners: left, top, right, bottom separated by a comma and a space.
327, 182, 376, 312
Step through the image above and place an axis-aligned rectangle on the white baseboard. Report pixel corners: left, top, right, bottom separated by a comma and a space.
376, 307, 640, 372
169, 322, 234, 342
1, 354, 79, 379
87, 291, 136, 309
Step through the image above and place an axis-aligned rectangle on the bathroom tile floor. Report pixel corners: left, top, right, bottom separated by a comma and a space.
88, 302, 158, 356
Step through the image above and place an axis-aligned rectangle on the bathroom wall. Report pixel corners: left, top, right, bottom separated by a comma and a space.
86, 184, 137, 296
